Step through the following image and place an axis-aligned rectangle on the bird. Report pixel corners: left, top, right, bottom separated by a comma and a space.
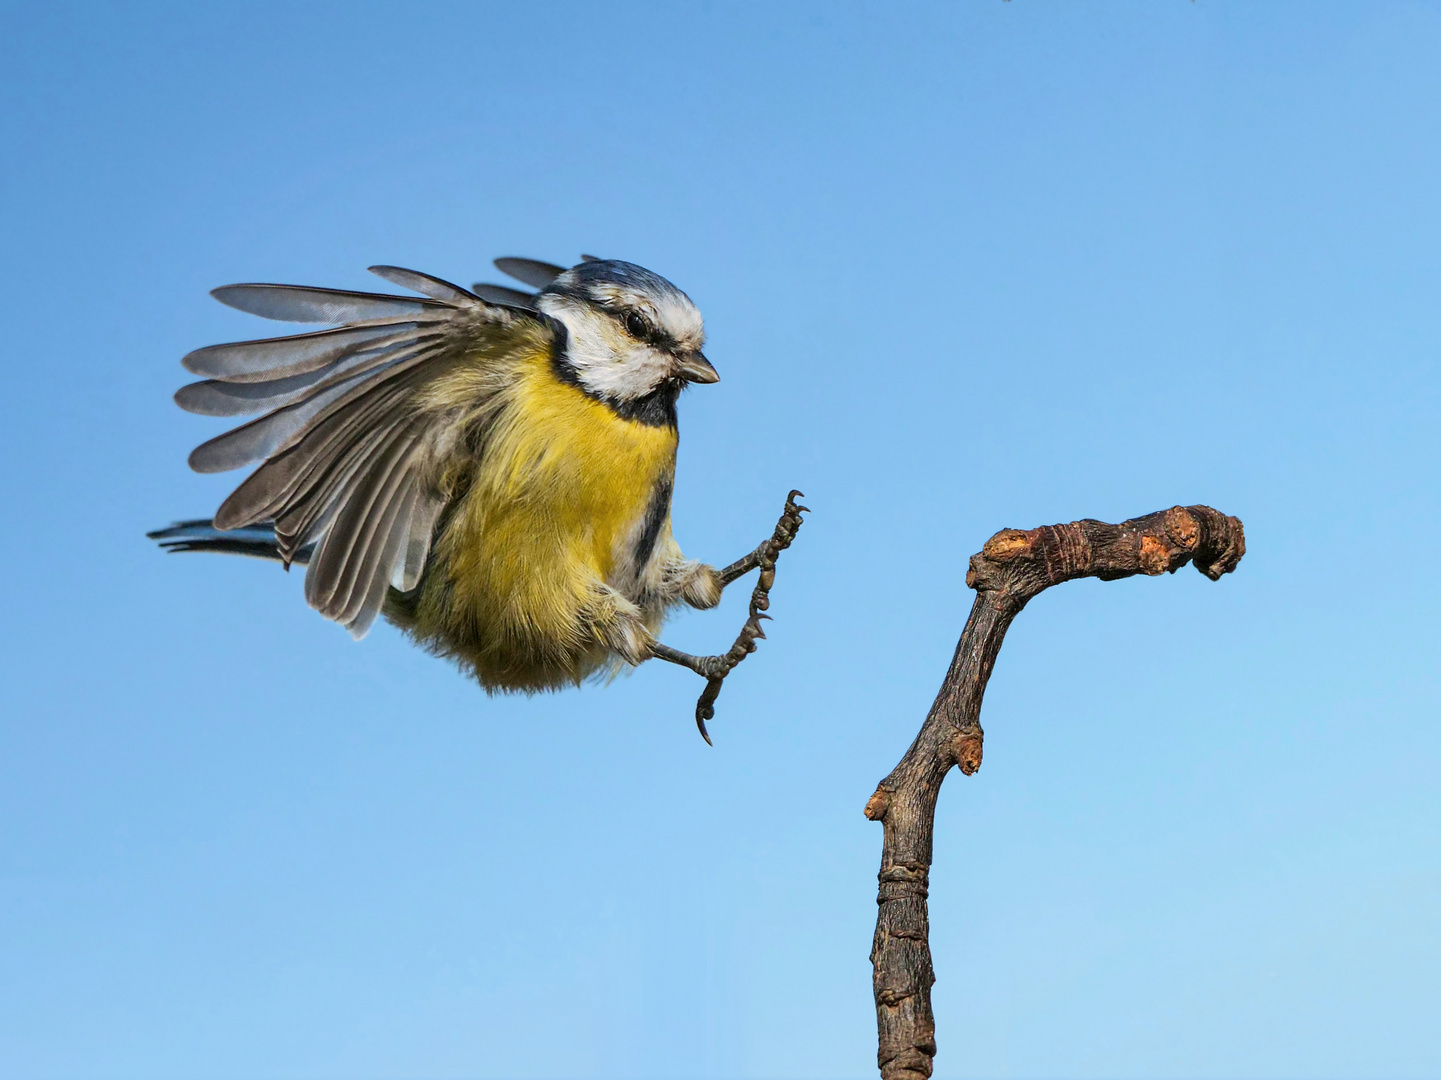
149, 255, 784, 696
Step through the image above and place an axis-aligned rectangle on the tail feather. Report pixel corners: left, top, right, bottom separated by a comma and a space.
147, 519, 315, 565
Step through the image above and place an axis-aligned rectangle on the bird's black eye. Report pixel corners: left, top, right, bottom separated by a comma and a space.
625, 311, 649, 340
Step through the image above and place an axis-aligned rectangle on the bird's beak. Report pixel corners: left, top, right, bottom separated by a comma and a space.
676, 352, 720, 384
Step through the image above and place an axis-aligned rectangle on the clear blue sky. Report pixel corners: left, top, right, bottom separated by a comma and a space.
2, 3, 1438, 1078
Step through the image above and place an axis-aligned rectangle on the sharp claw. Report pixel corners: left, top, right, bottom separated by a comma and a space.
680, 487, 806, 740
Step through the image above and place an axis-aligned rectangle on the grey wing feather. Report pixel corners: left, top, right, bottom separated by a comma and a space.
212, 283, 444, 324
470, 283, 537, 308
266, 380, 430, 560
173, 266, 548, 637
186, 330, 451, 472
338, 475, 421, 633
175, 356, 393, 416
367, 265, 478, 304
181, 323, 421, 383
348, 487, 420, 638
396, 494, 445, 591
186, 363, 388, 474
223, 377, 420, 535
303, 420, 421, 618
219, 377, 413, 532
493, 257, 566, 289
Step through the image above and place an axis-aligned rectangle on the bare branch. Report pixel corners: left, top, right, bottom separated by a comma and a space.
866, 505, 1245, 1080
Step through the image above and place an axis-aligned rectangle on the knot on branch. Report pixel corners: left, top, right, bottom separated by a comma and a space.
952, 730, 983, 776
864, 787, 892, 821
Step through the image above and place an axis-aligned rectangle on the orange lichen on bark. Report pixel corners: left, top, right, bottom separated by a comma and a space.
1139, 533, 1171, 574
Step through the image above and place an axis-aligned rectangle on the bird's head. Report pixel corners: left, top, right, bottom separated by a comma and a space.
535, 259, 718, 405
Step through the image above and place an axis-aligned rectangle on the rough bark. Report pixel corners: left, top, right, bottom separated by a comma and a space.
865, 505, 1246, 1080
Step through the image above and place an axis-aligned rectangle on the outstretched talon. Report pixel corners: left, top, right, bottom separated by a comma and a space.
647, 490, 808, 743
717, 490, 809, 586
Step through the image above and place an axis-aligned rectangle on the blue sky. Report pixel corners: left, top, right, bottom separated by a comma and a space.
2, 2, 1438, 1078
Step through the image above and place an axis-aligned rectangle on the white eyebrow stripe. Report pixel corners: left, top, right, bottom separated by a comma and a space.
562, 279, 705, 351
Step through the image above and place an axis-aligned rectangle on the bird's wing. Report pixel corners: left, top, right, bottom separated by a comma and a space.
175, 265, 555, 639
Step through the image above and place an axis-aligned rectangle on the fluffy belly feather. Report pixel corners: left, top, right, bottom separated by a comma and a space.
394, 352, 678, 690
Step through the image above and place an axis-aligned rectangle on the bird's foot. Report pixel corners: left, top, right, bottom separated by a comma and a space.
648, 490, 808, 744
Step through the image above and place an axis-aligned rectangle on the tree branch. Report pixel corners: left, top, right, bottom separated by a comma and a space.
865, 505, 1246, 1080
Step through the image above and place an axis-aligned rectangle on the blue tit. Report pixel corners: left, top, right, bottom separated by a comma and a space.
149, 255, 795, 697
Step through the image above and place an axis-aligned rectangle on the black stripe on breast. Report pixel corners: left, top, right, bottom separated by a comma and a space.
610, 382, 680, 428
634, 473, 674, 571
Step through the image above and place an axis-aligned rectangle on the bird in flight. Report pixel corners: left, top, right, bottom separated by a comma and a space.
150, 256, 804, 734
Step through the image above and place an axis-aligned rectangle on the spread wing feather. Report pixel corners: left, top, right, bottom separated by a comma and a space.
175, 334, 433, 417
267, 381, 427, 558
367, 265, 478, 304
187, 364, 385, 474
397, 494, 445, 591
211, 283, 444, 324
222, 377, 416, 533
181, 322, 421, 382
179, 266, 550, 637
493, 257, 566, 289
176, 366, 357, 417
188, 332, 458, 475
348, 486, 420, 638
471, 283, 537, 308
336, 464, 422, 630
304, 419, 422, 619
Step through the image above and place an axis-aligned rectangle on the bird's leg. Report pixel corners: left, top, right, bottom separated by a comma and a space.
646, 490, 808, 744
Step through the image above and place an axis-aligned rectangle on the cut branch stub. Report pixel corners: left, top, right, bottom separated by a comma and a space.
868, 505, 1244, 1080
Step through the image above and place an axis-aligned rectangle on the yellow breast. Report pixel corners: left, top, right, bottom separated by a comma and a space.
411, 348, 678, 688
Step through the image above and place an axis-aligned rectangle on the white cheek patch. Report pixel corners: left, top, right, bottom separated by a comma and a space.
573, 341, 673, 401
539, 295, 675, 402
